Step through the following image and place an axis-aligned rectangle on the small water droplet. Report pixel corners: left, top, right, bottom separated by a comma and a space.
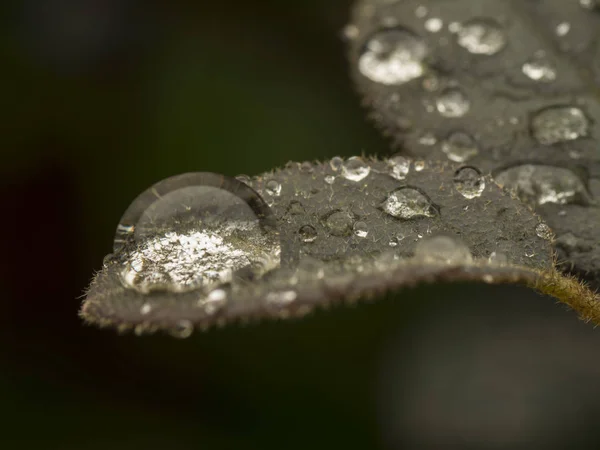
425, 18, 443, 33
531, 106, 589, 145
436, 88, 470, 117
168, 320, 194, 339
448, 22, 461, 33
441, 131, 479, 162
488, 251, 508, 265
414, 160, 425, 171
299, 225, 318, 243
325, 210, 354, 237
140, 303, 152, 315
341, 157, 371, 182
359, 28, 428, 85
266, 290, 298, 308
522, 56, 557, 82
418, 131, 437, 145
324, 175, 335, 185
415, 6, 428, 18
300, 161, 314, 172
330, 156, 344, 171
198, 288, 228, 315
414, 235, 473, 264
494, 164, 590, 205
555, 22, 571, 37
381, 187, 437, 219
265, 180, 281, 196
342, 24, 359, 40
387, 155, 410, 180
457, 18, 506, 55
353, 221, 369, 238
535, 223, 553, 240
453, 167, 485, 199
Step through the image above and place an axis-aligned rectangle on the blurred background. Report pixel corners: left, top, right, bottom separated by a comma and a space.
3, 1, 600, 449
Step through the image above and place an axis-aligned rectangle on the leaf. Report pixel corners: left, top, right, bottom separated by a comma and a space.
346, 0, 600, 289
80, 158, 598, 337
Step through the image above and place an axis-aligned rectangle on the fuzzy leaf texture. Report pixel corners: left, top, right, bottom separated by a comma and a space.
81, 159, 599, 338
347, 0, 600, 289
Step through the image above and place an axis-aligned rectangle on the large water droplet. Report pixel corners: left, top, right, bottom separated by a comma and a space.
457, 18, 506, 55
441, 131, 479, 162
299, 225, 318, 243
381, 187, 437, 219
436, 88, 470, 118
358, 28, 427, 85
341, 157, 371, 182
324, 210, 354, 237
453, 167, 486, 199
531, 106, 589, 145
387, 155, 410, 180
522, 55, 557, 82
414, 235, 473, 264
494, 164, 590, 205
114, 173, 280, 294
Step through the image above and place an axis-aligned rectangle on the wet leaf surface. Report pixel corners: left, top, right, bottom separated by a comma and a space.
347, 0, 600, 289
81, 158, 598, 337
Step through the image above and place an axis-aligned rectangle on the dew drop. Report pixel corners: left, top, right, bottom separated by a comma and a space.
299, 225, 318, 243
114, 173, 280, 294
358, 28, 428, 85
522, 56, 556, 82
414, 160, 425, 171
414, 235, 473, 264
300, 161, 314, 172
425, 18, 443, 33
436, 88, 470, 118
555, 22, 570, 37
168, 320, 194, 339
324, 175, 336, 185
341, 157, 371, 182
198, 288, 228, 315
140, 303, 152, 315
453, 166, 485, 199
266, 290, 298, 308
415, 5, 428, 18
330, 156, 344, 171
265, 180, 281, 196
418, 131, 437, 146
325, 210, 354, 237
457, 18, 506, 55
531, 106, 589, 145
353, 221, 369, 238
441, 131, 479, 162
381, 187, 437, 219
535, 223, 553, 240
494, 164, 591, 205
387, 155, 410, 180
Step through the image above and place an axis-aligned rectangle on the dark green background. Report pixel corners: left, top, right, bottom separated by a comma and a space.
3, 1, 600, 449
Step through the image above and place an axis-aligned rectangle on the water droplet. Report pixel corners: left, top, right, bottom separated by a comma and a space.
425, 18, 443, 33
535, 223, 553, 240
330, 156, 344, 171
457, 18, 506, 55
448, 22, 461, 33
387, 155, 410, 180
140, 303, 152, 315
115, 173, 280, 294
198, 288, 228, 315
453, 167, 486, 199
168, 320, 194, 339
381, 187, 437, 219
341, 157, 371, 182
415, 6, 428, 18
494, 164, 590, 205
342, 24, 359, 40
418, 131, 437, 145
414, 235, 473, 264
324, 210, 354, 237
353, 221, 369, 238
522, 56, 557, 82
531, 106, 589, 145
488, 251, 508, 265
441, 131, 479, 162
265, 180, 281, 196
359, 28, 428, 85
324, 175, 335, 185
266, 290, 297, 308
299, 225, 318, 243
436, 88, 470, 117
414, 160, 425, 171
555, 22, 570, 37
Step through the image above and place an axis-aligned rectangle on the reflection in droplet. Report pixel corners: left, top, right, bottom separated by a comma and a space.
531, 106, 589, 145
299, 225, 318, 243
353, 221, 369, 238
454, 167, 486, 199
341, 157, 371, 182
535, 223, 553, 240
494, 164, 590, 205
414, 235, 473, 264
457, 18, 506, 55
114, 173, 280, 294
325, 210, 354, 237
436, 88, 470, 118
358, 28, 428, 85
522, 56, 556, 82
381, 187, 437, 219
442, 131, 479, 162
265, 180, 281, 196
387, 155, 410, 180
